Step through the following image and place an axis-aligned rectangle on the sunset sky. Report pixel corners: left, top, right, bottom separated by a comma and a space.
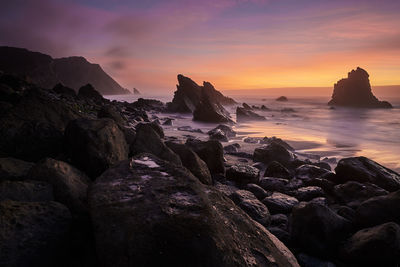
1, 0, 400, 93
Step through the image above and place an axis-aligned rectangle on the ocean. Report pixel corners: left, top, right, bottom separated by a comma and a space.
106, 93, 400, 172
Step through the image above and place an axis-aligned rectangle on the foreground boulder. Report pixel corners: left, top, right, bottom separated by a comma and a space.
262, 192, 299, 214
356, 190, 400, 227
165, 141, 212, 185
89, 154, 299, 267
236, 107, 266, 122
328, 67, 392, 108
208, 124, 236, 142
0, 180, 53, 202
186, 139, 225, 174
78, 83, 104, 103
226, 164, 260, 185
334, 156, 400, 192
291, 202, 352, 256
0, 200, 71, 267
28, 158, 91, 215
333, 181, 388, 206
64, 118, 129, 178
230, 190, 271, 227
254, 143, 295, 167
342, 222, 400, 266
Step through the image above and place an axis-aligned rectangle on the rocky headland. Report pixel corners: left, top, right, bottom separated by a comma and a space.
1, 70, 400, 267
328, 67, 392, 108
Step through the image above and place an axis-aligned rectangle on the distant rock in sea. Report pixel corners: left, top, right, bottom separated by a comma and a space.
276, 96, 288, 102
167, 74, 236, 113
133, 88, 141, 95
328, 67, 392, 108
0, 46, 130, 95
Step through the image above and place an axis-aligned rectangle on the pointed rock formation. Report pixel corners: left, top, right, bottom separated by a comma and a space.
168, 74, 236, 113
133, 88, 141, 95
328, 67, 392, 108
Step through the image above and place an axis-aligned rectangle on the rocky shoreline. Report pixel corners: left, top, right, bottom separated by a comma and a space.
1, 72, 400, 266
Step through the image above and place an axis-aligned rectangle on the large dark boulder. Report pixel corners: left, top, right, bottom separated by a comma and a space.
0, 180, 53, 202
264, 161, 292, 179
288, 186, 325, 202
208, 124, 236, 142
254, 142, 295, 167
328, 67, 392, 108
193, 96, 233, 123
291, 202, 352, 256
132, 123, 181, 166
165, 141, 212, 185
186, 139, 225, 174
259, 177, 289, 192
230, 190, 271, 227
28, 158, 91, 215
342, 222, 400, 266
89, 153, 299, 267
295, 164, 333, 181
226, 164, 260, 185
64, 118, 129, 179
97, 105, 126, 125
0, 157, 34, 181
355, 190, 400, 227
262, 192, 299, 214
168, 74, 236, 113
333, 181, 388, 206
0, 200, 71, 267
236, 107, 266, 122
334, 157, 400, 192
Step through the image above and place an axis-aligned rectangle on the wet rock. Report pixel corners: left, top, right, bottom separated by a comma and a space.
193, 95, 233, 123
226, 164, 260, 185
163, 118, 173, 125
129, 98, 165, 112
223, 143, 240, 153
132, 123, 181, 166
262, 192, 299, 214
288, 186, 325, 202
186, 139, 225, 174
0, 157, 34, 181
276, 96, 288, 102
312, 161, 331, 171
268, 227, 291, 246
0, 180, 53, 202
270, 214, 288, 228
260, 136, 294, 151
78, 83, 104, 103
342, 222, 400, 266
230, 190, 271, 227
165, 142, 212, 185
168, 74, 236, 113
334, 157, 400, 192
296, 253, 336, 267
236, 107, 266, 122
243, 137, 259, 143
291, 202, 352, 256
208, 124, 236, 142
89, 153, 299, 267
214, 182, 239, 197
304, 178, 335, 194
259, 177, 289, 192
254, 142, 295, 167
0, 200, 71, 267
97, 105, 126, 125
28, 158, 91, 215
355, 190, 400, 227
245, 183, 270, 200
295, 164, 333, 181
177, 125, 203, 133
333, 181, 388, 206
264, 161, 292, 179
64, 118, 129, 179
328, 67, 392, 108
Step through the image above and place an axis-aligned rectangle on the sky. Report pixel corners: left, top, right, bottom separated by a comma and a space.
1, 0, 400, 93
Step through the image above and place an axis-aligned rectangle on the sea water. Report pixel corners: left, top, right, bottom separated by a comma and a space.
106, 94, 400, 172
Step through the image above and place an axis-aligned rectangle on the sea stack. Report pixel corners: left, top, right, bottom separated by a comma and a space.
133, 88, 141, 95
328, 67, 392, 108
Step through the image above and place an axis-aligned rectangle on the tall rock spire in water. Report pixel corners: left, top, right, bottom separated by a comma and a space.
328, 67, 392, 108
